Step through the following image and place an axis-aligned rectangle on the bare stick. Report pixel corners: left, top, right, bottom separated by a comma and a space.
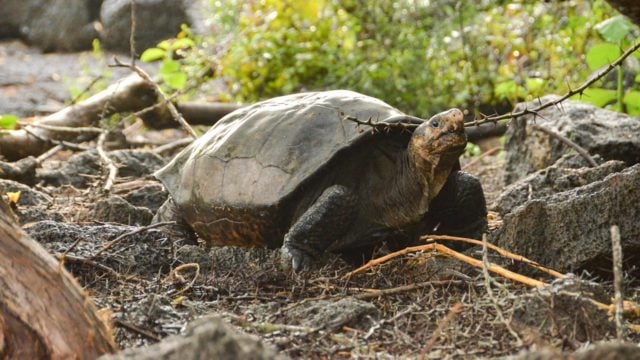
462, 146, 502, 170
354, 280, 463, 301
111, 57, 198, 138
96, 131, 117, 191
530, 124, 598, 167
611, 225, 625, 340
421, 234, 564, 278
152, 137, 193, 155
171, 263, 200, 296
345, 243, 547, 288
481, 234, 522, 345
465, 40, 640, 127
420, 303, 462, 358
129, 0, 137, 65
91, 221, 176, 258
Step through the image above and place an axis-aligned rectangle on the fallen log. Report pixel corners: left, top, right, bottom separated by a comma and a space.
0, 200, 116, 359
0, 74, 158, 161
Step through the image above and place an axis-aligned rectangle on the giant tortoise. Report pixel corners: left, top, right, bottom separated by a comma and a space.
154, 90, 487, 270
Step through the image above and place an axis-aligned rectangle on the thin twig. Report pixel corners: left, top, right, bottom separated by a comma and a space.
530, 124, 597, 167
421, 235, 564, 278
114, 319, 161, 342
354, 280, 464, 301
465, 40, 640, 127
481, 234, 522, 345
420, 303, 462, 358
35, 144, 64, 164
345, 243, 546, 288
343, 114, 424, 133
111, 57, 198, 138
58, 254, 122, 279
462, 146, 502, 170
24, 122, 104, 134
91, 221, 176, 259
171, 263, 200, 296
152, 137, 193, 155
365, 304, 420, 340
611, 225, 625, 339
70, 75, 105, 105
96, 131, 117, 191
129, 0, 137, 65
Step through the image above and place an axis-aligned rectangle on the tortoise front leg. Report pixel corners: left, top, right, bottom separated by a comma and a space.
281, 185, 357, 271
422, 171, 488, 243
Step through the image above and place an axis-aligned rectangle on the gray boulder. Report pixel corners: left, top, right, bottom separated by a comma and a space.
0, 0, 99, 51
100, 0, 190, 53
492, 156, 625, 215
504, 96, 640, 184
513, 275, 614, 343
100, 316, 285, 360
493, 164, 640, 276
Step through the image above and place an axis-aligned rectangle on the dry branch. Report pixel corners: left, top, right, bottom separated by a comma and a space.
0, 74, 157, 161
421, 234, 564, 278
0, 201, 116, 358
530, 124, 598, 167
345, 243, 547, 288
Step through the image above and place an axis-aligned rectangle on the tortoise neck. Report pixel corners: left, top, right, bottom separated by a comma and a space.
375, 150, 432, 228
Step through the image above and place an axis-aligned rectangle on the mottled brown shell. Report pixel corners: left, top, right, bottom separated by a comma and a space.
156, 91, 408, 208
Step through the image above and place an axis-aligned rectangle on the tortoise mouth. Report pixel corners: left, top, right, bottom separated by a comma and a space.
431, 133, 467, 155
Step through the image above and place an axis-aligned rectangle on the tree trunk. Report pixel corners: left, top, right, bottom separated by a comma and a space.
0, 201, 116, 359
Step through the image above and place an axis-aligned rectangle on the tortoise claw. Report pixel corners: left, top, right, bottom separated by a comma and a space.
280, 246, 309, 272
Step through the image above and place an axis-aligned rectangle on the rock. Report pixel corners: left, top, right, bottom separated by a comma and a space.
121, 182, 168, 212
39, 150, 165, 188
492, 157, 625, 215
91, 195, 154, 226
573, 342, 640, 360
0, 0, 98, 51
26, 221, 173, 277
100, 315, 285, 360
101, 0, 191, 53
0, 179, 62, 223
493, 164, 640, 277
282, 298, 379, 330
0, 157, 38, 185
0, 179, 50, 206
505, 342, 640, 360
504, 96, 640, 184
513, 276, 614, 343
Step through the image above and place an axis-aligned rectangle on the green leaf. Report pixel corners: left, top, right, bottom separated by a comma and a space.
635, 74, 640, 83
171, 38, 196, 50
494, 80, 526, 100
595, 16, 634, 43
162, 72, 187, 90
571, 88, 617, 107
0, 115, 18, 130
160, 59, 181, 74
623, 91, 640, 115
525, 77, 546, 95
140, 48, 166, 62
585, 43, 621, 71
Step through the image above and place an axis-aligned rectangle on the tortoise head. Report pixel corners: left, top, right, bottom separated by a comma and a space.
409, 108, 467, 164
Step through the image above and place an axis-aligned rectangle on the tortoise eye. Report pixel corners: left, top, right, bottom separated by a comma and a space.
429, 118, 440, 128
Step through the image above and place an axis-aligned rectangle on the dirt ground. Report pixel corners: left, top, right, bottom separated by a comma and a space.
3, 40, 639, 359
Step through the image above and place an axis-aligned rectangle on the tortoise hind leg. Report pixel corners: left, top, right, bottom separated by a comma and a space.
422, 171, 488, 246
281, 185, 357, 271
153, 198, 198, 244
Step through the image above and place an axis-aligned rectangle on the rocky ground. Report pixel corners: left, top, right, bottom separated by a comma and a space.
2, 40, 640, 359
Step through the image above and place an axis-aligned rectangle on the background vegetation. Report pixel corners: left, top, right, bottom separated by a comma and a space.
143, 0, 640, 118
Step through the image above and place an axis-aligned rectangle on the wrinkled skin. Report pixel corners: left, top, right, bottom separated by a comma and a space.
154, 91, 487, 271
